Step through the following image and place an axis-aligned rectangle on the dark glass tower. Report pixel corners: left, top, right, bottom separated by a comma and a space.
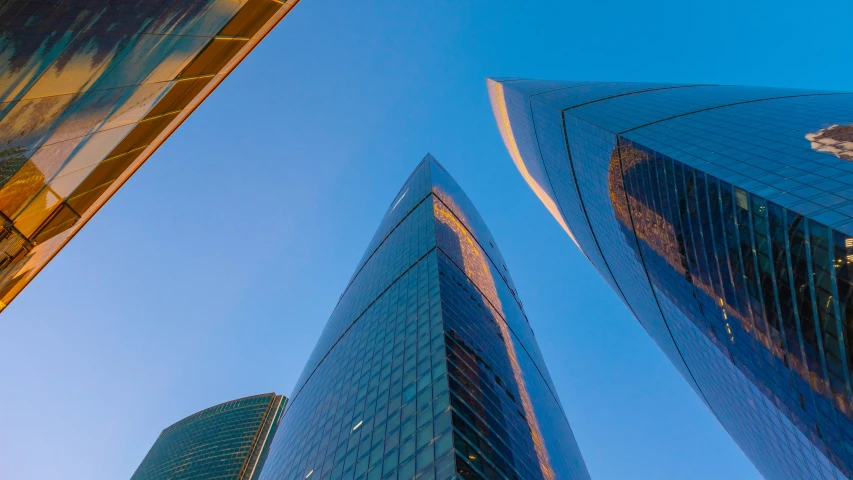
0, 0, 298, 311
488, 78, 853, 480
132, 393, 286, 480
259, 156, 589, 480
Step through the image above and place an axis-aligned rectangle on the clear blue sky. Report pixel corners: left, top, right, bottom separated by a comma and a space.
1, 1, 851, 479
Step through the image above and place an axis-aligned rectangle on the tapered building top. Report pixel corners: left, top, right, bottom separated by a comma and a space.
489, 78, 853, 480
489, 79, 853, 235
260, 155, 590, 479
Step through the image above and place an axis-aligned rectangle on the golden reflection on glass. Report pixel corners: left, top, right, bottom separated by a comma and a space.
0, 0, 298, 310
0, 93, 78, 149
610, 142, 846, 421
48, 125, 136, 195
21, 35, 120, 101
612, 145, 762, 339
487, 79, 577, 248
433, 197, 555, 480
0, 159, 45, 218
806, 124, 853, 161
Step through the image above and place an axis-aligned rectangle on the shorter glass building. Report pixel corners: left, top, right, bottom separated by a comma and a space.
132, 393, 286, 480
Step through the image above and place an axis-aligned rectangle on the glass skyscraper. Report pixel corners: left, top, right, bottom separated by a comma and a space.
259, 155, 589, 480
0, 0, 298, 311
488, 78, 853, 480
132, 393, 287, 480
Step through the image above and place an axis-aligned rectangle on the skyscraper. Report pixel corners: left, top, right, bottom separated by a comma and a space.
488, 78, 853, 480
259, 155, 590, 480
132, 393, 286, 480
0, 0, 298, 311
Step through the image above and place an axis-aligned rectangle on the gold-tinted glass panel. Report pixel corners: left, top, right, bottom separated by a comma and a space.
145, 77, 214, 118
0, 274, 26, 305
0, 160, 46, 219
66, 183, 112, 220
0, 0, 298, 311
32, 204, 80, 244
179, 37, 250, 78
219, 0, 283, 37
66, 149, 144, 215
13, 187, 61, 238
110, 112, 180, 157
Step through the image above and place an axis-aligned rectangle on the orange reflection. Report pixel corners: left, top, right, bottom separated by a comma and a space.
612, 145, 769, 342
610, 142, 845, 415
434, 197, 555, 479
0, 0, 299, 311
488, 80, 577, 249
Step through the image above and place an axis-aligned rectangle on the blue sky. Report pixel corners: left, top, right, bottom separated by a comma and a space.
1, 0, 851, 479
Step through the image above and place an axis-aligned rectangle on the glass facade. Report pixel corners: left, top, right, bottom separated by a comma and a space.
132, 393, 287, 480
0, 0, 297, 311
489, 78, 853, 480
259, 155, 590, 480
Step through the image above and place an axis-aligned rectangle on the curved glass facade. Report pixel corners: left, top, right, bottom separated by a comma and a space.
260, 156, 589, 480
489, 78, 853, 480
132, 393, 287, 480
0, 0, 298, 311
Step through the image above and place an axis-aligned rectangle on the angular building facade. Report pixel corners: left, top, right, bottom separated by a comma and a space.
0, 0, 298, 311
488, 78, 853, 480
132, 393, 287, 480
259, 156, 589, 480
